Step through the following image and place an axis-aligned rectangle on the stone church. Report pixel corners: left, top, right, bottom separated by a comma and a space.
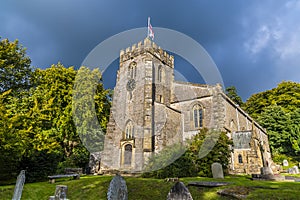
99, 37, 273, 175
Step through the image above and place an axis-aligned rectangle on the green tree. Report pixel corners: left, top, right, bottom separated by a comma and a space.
30, 63, 78, 157
72, 66, 111, 153
0, 90, 25, 182
289, 108, 300, 154
244, 81, 300, 156
144, 129, 231, 178
0, 38, 32, 95
257, 105, 291, 154
243, 81, 300, 119
225, 86, 244, 106
189, 129, 232, 177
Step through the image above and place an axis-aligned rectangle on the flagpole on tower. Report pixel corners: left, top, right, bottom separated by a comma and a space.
147, 17, 150, 38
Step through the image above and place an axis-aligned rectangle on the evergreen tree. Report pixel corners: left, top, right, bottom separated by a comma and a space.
225, 86, 244, 106
0, 38, 32, 95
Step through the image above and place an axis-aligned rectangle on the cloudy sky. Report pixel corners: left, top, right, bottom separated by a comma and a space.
1, 0, 300, 101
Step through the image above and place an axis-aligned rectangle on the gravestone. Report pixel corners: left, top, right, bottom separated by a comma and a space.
89, 152, 102, 174
53, 185, 68, 200
288, 166, 299, 174
283, 159, 288, 167
167, 182, 193, 200
107, 174, 128, 200
211, 162, 224, 179
12, 170, 26, 200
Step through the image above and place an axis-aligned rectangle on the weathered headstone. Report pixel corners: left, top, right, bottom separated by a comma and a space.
211, 162, 224, 179
89, 151, 102, 174
107, 174, 128, 200
54, 185, 68, 200
167, 182, 193, 200
12, 170, 26, 200
288, 166, 299, 174
283, 159, 288, 167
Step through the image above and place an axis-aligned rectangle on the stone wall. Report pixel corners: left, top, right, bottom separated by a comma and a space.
221, 94, 273, 174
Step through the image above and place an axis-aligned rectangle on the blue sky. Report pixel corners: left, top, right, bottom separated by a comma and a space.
1, 0, 300, 100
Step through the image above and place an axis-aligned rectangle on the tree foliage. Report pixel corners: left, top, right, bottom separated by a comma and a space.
225, 86, 244, 106
0, 38, 32, 95
257, 106, 300, 155
243, 81, 300, 119
144, 129, 231, 178
244, 81, 300, 157
0, 39, 111, 182
72, 66, 111, 153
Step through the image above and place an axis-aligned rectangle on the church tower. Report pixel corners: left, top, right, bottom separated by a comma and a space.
101, 38, 181, 173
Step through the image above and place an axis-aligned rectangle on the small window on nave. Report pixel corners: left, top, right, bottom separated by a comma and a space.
238, 154, 243, 163
124, 121, 134, 139
193, 104, 203, 128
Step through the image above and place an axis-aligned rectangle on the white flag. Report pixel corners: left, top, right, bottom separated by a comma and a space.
148, 17, 154, 40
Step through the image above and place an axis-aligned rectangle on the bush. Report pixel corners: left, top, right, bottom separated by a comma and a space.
142, 129, 232, 178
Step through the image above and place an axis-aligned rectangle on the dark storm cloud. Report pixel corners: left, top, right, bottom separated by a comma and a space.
1, 0, 300, 100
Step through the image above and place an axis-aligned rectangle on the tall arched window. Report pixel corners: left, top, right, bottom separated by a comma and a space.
157, 65, 163, 82
193, 104, 203, 128
238, 154, 243, 163
125, 121, 134, 139
128, 62, 137, 79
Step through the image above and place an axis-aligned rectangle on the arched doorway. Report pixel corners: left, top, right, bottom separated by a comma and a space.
124, 144, 132, 167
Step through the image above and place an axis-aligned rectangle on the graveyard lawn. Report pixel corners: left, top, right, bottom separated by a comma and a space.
1, 175, 300, 199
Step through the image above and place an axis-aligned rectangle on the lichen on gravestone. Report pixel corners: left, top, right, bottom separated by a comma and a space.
107, 174, 128, 200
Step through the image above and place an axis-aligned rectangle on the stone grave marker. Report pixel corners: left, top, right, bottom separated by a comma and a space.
211, 162, 224, 179
107, 174, 128, 200
49, 185, 68, 200
288, 166, 299, 174
167, 182, 193, 200
283, 159, 288, 167
12, 170, 26, 200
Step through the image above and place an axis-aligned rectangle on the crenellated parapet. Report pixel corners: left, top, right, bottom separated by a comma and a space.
120, 37, 174, 68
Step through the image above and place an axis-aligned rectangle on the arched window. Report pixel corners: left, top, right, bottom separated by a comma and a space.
193, 104, 203, 128
157, 65, 163, 82
238, 154, 243, 163
128, 62, 137, 79
125, 121, 134, 139
124, 144, 132, 166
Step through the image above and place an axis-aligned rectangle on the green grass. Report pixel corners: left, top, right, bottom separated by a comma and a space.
1, 175, 300, 199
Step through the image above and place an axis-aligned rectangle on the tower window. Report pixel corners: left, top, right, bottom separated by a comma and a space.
128, 62, 137, 79
125, 121, 134, 139
157, 65, 163, 82
193, 104, 203, 128
238, 154, 243, 163
159, 95, 163, 103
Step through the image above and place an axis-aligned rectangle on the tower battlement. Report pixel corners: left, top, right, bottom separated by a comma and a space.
120, 37, 174, 68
